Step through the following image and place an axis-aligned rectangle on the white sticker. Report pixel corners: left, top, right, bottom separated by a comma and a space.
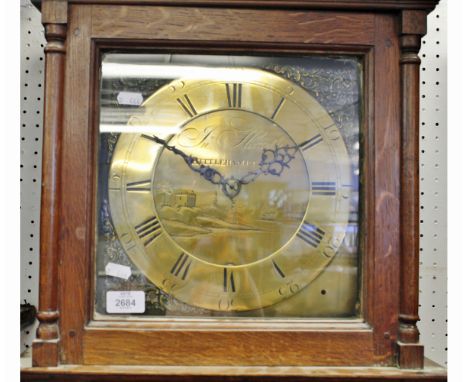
105, 262, 132, 280
117, 91, 143, 106
106, 291, 145, 314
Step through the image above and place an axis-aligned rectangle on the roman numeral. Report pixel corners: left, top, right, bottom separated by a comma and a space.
297, 222, 325, 248
225, 83, 242, 108
223, 267, 236, 293
271, 97, 285, 119
299, 134, 323, 151
311, 181, 337, 196
177, 94, 197, 117
272, 260, 285, 278
170, 253, 191, 280
126, 180, 152, 192
134, 216, 161, 246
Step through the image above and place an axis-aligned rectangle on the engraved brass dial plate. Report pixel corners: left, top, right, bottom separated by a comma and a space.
108, 68, 352, 311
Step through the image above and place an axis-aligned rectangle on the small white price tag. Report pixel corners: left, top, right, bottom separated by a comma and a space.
105, 262, 132, 280
117, 91, 143, 106
106, 291, 145, 314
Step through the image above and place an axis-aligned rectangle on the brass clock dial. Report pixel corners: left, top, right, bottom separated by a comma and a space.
108, 68, 352, 311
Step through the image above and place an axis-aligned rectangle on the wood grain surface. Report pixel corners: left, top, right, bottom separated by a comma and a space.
83, 328, 376, 366
57, 5, 93, 365
69, 0, 439, 12
31, 0, 441, 376
21, 358, 447, 381
32, 21, 67, 367
91, 5, 375, 45
397, 9, 429, 369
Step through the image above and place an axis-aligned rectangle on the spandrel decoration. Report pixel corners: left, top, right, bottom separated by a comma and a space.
95, 54, 362, 318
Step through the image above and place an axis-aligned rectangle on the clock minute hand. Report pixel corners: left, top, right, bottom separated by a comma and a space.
141, 134, 243, 200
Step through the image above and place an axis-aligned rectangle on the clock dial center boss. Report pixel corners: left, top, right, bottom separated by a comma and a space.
108, 68, 352, 311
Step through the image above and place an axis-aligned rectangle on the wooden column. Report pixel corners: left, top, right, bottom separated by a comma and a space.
32, 0, 68, 367
397, 9, 427, 370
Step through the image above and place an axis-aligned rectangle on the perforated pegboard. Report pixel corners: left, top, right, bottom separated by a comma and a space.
20, 0, 44, 355
418, 0, 447, 368
19, 0, 447, 366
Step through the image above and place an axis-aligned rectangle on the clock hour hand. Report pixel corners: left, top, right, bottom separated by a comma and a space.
141, 134, 243, 200
237, 144, 300, 186
238, 135, 323, 186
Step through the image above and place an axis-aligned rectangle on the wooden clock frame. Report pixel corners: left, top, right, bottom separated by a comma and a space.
24, 0, 446, 381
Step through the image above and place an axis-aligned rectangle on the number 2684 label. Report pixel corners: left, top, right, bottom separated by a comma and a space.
106, 291, 145, 314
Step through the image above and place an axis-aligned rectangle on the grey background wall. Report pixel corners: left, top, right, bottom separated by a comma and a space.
19, 0, 448, 367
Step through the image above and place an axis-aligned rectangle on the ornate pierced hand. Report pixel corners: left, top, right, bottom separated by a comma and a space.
236, 145, 300, 187
142, 134, 305, 200
142, 134, 243, 199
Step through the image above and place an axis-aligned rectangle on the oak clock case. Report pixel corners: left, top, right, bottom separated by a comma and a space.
28, 0, 445, 376
96, 54, 361, 318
